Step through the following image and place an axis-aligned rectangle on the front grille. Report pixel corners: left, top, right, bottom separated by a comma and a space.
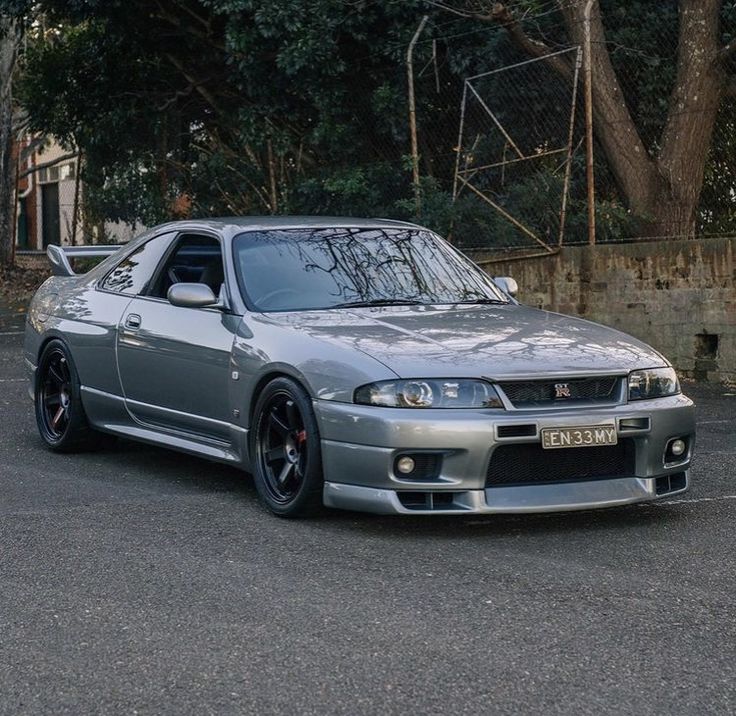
486, 439, 635, 487
499, 376, 620, 407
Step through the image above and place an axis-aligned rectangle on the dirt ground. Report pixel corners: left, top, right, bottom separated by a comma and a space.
0, 265, 50, 303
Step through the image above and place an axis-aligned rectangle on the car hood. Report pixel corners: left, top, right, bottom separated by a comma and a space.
263, 304, 668, 380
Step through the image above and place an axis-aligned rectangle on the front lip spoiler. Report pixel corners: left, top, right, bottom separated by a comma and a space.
323, 475, 688, 515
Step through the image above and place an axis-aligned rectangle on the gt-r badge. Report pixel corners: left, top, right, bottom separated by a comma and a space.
555, 383, 572, 398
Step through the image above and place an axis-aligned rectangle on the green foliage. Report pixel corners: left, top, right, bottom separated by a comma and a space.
700, 101, 736, 235
7, 0, 736, 246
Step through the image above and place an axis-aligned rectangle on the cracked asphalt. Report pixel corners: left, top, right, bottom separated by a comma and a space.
1, 325, 735, 715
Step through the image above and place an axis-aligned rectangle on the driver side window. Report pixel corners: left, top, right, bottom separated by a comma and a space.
148, 234, 225, 300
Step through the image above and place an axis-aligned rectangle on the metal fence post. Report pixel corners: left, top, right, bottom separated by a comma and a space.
71, 150, 81, 246
583, 0, 597, 246
407, 15, 428, 216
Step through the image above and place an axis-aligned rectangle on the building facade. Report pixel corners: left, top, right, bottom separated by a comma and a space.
15, 135, 141, 249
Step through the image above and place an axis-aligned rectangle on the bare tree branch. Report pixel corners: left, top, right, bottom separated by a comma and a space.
489, 3, 573, 81
423, 1, 485, 20
155, 83, 195, 112
12, 108, 28, 135
154, 0, 226, 52
172, 1, 212, 31
19, 151, 78, 179
164, 53, 223, 114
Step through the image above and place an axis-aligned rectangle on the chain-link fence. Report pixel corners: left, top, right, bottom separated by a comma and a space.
452, 47, 582, 254
405, 1, 736, 253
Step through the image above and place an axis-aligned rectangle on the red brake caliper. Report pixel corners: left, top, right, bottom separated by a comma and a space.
296, 430, 307, 445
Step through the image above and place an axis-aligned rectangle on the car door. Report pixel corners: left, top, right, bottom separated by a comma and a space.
86, 231, 178, 399
115, 232, 239, 442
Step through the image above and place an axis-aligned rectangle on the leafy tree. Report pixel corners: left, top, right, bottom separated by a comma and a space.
13, 1, 429, 223
3, 0, 735, 248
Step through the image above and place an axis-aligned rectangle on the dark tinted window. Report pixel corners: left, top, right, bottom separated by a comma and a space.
101, 233, 174, 295
233, 228, 508, 311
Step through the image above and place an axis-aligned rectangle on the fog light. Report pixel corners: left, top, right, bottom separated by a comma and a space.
396, 456, 416, 474
670, 439, 686, 457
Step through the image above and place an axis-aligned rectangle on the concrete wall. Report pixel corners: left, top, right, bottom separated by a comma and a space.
476, 237, 735, 383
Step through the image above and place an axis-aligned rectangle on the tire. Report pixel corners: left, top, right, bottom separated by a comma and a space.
251, 377, 324, 517
35, 339, 97, 452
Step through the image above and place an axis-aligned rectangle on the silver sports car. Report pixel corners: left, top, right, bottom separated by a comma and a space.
25, 217, 695, 517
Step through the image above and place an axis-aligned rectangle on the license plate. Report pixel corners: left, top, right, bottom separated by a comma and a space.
541, 425, 617, 449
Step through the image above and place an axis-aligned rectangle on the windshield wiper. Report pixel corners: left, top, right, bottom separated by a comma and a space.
332, 298, 424, 308
454, 298, 508, 305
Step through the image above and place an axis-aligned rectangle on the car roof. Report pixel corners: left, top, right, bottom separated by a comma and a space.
147, 215, 425, 237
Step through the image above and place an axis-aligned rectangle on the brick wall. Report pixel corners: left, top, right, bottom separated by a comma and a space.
476, 237, 735, 383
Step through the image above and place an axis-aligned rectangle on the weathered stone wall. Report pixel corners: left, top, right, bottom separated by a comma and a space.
475, 237, 735, 383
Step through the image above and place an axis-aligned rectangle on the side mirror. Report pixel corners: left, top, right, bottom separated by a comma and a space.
167, 282, 218, 308
493, 276, 519, 298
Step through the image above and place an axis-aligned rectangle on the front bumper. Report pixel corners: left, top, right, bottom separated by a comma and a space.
323, 476, 687, 515
314, 394, 695, 515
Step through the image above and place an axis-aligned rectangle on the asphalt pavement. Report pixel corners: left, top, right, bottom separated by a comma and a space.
1, 325, 735, 715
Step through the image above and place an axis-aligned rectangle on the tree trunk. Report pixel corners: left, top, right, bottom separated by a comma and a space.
560, 2, 660, 219
562, 0, 725, 237
0, 16, 19, 267
653, 0, 724, 237
494, 0, 727, 238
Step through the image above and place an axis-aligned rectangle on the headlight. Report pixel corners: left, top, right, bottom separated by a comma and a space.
628, 367, 680, 400
354, 379, 504, 408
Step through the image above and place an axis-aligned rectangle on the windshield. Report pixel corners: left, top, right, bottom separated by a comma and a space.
232, 227, 509, 312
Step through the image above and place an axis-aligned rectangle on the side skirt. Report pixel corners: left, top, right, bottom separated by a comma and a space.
80, 385, 250, 468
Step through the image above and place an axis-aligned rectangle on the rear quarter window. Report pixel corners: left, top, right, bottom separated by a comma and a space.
100, 233, 175, 295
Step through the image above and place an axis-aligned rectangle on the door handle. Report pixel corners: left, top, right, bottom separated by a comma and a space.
125, 313, 142, 329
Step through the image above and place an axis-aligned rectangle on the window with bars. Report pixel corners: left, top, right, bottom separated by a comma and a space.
37, 162, 76, 183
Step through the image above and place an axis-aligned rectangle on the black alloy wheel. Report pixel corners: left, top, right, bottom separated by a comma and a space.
35, 339, 95, 451
39, 346, 73, 441
252, 377, 324, 517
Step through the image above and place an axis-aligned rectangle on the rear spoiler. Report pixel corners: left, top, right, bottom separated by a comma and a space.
47, 244, 123, 277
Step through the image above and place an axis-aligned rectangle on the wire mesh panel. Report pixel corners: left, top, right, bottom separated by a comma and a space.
453, 46, 583, 252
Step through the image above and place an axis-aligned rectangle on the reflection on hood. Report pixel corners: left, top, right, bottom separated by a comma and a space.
260, 303, 667, 380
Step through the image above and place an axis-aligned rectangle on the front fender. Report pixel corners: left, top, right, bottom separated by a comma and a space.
231, 314, 398, 430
